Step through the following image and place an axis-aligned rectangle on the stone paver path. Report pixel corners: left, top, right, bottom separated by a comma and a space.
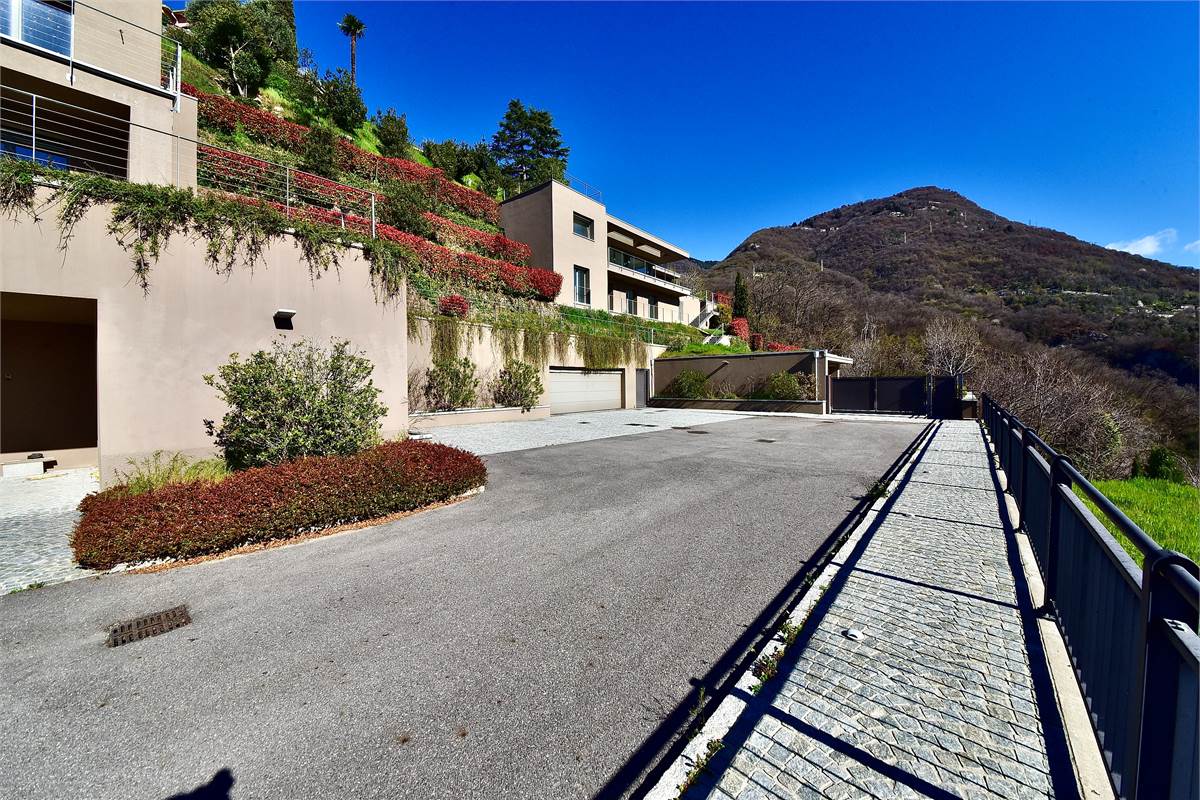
0, 468, 97, 593
683, 420, 1072, 800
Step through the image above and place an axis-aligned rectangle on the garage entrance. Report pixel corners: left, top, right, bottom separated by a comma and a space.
1, 292, 97, 459
547, 368, 623, 414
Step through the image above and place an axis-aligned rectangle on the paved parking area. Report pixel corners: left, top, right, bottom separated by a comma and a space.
0, 414, 920, 800
0, 468, 98, 594
421, 407, 751, 454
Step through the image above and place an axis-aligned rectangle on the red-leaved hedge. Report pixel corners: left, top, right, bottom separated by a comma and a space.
729, 317, 751, 340
186, 83, 501, 224
766, 342, 800, 352
72, 440, 487, 570
220, 193, 561, 301
438, 294, 470, 317
749, 333, 765, 351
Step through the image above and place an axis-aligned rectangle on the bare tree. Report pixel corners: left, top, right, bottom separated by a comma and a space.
924, 314, 981, 377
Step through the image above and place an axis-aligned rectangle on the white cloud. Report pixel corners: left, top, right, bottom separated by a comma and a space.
1105, 228, 1177, 257
1185, 239, 1200, 254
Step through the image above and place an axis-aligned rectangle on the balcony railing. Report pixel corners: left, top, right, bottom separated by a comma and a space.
0, 0, 182, 106
981, 395, 1198, 800
1, 86, 380, 232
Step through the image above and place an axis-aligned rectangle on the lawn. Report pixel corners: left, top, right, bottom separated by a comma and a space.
1076, 478, 1199, 566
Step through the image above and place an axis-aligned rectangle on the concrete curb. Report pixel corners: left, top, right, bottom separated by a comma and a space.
642, 423, 938, 799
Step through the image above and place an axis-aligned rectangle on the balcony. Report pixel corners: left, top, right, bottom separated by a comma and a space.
0, 0, 182, 102
607, 247, 690, 295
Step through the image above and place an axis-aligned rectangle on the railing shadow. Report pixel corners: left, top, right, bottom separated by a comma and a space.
591, 420, 936, 798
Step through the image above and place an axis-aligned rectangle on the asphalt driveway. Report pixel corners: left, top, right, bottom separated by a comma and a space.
0, 412, 922, 800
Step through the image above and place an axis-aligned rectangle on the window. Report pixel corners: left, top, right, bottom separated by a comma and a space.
572, 213, 594, 240
626, 293, 637, 315
573, 266, 590, 305
648, 298, 659, 320
3, 0, 73, 57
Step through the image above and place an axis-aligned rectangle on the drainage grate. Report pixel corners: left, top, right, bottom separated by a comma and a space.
625, 423, 657, 427
578, 421, 591, 424
105, 605, 191, 648
756, 438, 777, 443
687, 429, 711, 435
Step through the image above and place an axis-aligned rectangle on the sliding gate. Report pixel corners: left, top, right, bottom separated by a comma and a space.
831, 375, 960, 417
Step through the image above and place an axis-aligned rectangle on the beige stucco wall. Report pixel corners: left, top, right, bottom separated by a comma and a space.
1, 192, 408, 482
72, 1, 166, 90
408, 317, 664, 413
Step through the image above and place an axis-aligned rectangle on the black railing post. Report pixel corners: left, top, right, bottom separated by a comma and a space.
1042, 454, 1072, 612
1018, 425, 1031, 522
1127, 553, 1200, 800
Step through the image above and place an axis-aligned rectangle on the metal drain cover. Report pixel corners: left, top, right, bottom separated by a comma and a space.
106, 605, 191, 648
757, 438, 777, 443
687, 429, 711, 434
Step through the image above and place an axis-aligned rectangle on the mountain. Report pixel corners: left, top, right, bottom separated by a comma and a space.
705, 186, 1198, 385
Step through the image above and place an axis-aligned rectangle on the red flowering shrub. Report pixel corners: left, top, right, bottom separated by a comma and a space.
749, 333, 765, 351
714, 291, 733, 306
424, 212, 531, 264
526, 267, 563, 301
191, 85, 501, 224
766, 342, 799, 352
729, 317, 751, 339
438, 294, 470, 317
72, 440, 487, 570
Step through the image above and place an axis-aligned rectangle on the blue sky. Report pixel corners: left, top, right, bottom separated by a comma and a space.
290, 1, 1199, 265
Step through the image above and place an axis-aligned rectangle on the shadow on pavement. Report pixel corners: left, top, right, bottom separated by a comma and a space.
165, 768, 234, 800
592, 421, 936, 799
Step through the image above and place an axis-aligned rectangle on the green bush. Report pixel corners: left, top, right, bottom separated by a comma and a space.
753, 371, 813, 401
300, 124, 340, 178
1144, 447, 1187, 483
204, 337, 387, 470
112, 451, 229, 496
663, 369, 710, 399
378, 178, 436, 237
373, 108, 411, 158
425, 357, 479, 411
318, 67, 366, 132
491, 361, 543, 411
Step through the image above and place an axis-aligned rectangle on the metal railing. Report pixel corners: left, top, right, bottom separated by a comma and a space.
0, 0, 182, 107
981, 394, 1199, 800
1, 86, 379, 231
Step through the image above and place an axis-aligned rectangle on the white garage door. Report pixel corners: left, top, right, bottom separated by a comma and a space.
548, 368, 623, 414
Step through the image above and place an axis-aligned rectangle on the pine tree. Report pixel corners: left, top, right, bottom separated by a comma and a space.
490, 99, 569, 188
733, 271, 751, 318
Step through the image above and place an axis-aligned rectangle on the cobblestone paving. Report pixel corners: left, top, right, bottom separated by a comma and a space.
0, 468, 98, 593
691, 421, 1066, 799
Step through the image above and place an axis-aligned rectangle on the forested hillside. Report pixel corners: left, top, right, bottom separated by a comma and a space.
688, 187, 1199, 479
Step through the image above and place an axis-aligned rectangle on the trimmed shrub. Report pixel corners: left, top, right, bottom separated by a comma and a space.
300, 124, 341, 179
753, 371, 813, 401
72, 440, 487, 569
663, 369, 710, 399
438, 294, 470, 317
1145, 447, 1186, 483
425, 357, 479, 411
204, 338, 387, 470
749, 333, 765, 351
729, 317, 750, 340
491, 361, 543, 411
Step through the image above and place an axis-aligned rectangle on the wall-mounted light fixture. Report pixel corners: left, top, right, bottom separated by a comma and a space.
273, 308, 296, 330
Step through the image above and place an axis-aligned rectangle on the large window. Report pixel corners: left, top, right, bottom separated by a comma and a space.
572, 212, 594, 240
648, 298, 659, 320
1, 0, 73, 57
573, 266, 590, 305
625, 293, 638, 316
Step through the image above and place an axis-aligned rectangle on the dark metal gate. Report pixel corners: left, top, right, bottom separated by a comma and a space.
831, 375, 960, 417
635, 369, 650, 408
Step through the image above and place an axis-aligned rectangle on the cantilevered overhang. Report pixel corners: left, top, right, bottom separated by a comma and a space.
607, 262, 692, 295
606, 216, 690, 262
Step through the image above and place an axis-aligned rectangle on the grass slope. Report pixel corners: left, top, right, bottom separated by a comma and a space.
1077, 478, 1199, 565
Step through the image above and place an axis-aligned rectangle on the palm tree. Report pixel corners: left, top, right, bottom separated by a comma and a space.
338, 13, 366, 85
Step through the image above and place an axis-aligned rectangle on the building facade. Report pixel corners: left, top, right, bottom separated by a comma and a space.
500, 180, 721, 330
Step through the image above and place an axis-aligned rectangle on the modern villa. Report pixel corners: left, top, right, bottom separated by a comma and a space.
500, 180, 721, 330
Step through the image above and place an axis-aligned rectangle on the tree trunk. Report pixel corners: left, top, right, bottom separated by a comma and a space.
350, 37, 357, 84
